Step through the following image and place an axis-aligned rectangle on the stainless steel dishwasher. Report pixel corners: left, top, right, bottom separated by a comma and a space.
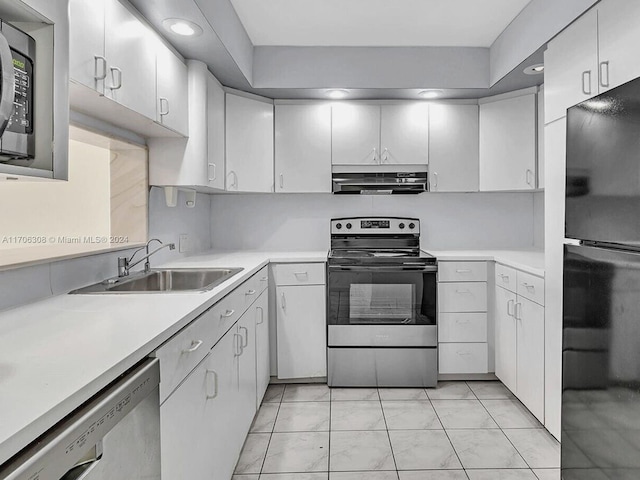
0, 358, 161, 480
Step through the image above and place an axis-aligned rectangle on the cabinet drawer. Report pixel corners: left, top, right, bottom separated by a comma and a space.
240, 266, 269, 311
438, 313, 487, 343
516, 270, 545, 306
439, 343, 488, 374
273, 263, 325, 286
438, 282, 487, 312
495, 264, 517, 293
438, 262, 487, 282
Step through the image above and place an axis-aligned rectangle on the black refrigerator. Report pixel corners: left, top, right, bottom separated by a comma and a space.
562, 75, 640, 479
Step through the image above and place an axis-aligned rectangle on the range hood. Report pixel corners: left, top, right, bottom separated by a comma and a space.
332, 165, 428, 195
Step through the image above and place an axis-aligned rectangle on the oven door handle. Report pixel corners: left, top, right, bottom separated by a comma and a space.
329, 265, 438, 273
0, 31, 16, 138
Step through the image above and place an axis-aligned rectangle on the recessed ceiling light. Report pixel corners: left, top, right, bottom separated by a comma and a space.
162, 18, 203, 37
326, 89, 349, 99
418, 90, 443, 99
524, 63, 544, 75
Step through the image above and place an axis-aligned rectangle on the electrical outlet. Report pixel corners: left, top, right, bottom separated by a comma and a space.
179, 234, 189, 253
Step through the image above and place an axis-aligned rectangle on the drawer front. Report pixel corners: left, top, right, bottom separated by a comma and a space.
495, 263, 517, 293
438, 313, 488, 343
438, 282, 487, 312
438, 343, 488, 374
438, 261, 487, 282
516, 270, 545, 306
273, 263, 325, 286
240, 266, 269, 311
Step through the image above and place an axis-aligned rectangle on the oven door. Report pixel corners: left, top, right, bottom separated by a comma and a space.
327, 264, 437, 347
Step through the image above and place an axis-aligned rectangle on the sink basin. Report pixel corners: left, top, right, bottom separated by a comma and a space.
70, 268, 244, 294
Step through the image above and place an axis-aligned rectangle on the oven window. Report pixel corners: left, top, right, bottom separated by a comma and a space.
328, 270, 436, 326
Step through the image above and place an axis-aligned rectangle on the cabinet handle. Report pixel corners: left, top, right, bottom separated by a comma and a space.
221, 309, 235, 318
456, 269, 471, 273
279, 173, 284, 189
455, 318, 470, 325
526, 169, 534, 187
456, 351, 472, 356
294, 271, 308, 277
515, 302, 522, 321
205, 370, 218, 399
281, 292, 286, 310
227, 171, 238, 190
208, 163, 216, 181
507, 299, 515, 317
109, 67, 122, 90
382, 148, 389, 163
372, 147, 378, 164
245, 289, 256, 296
581, 70, 592, 95
260, 276, 268, 282
159, 97, 170, 116
234, 333, 243, 356
182, 339, 203, 353
430, 172, 438, 192
521, 282, 535, 292
239, 326, 249, 348
599, 60, 610, 88
499, 274, 510, 283
455, 289, 472, 295
94, 55, 107, 81
256, 306, 265, 325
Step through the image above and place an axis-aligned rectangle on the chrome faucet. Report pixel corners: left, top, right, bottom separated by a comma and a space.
118, 238, 176, 277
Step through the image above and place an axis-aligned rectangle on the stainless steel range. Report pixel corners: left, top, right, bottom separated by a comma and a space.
327, 217, 438, 387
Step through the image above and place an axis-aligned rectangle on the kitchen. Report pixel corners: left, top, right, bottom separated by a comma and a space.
0, 0, 638, 479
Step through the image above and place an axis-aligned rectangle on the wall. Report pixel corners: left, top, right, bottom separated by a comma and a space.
209, 192, 538, 251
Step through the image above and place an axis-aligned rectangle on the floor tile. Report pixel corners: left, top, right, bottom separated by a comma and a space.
466, 469, 536, 479
262, 432, 329, 473
398, 471, 468, 480
274, 402, 330, 432
481, 399, 541, 428
251, 403, 280, 433
532, 469, 560, 480
260, 474, 328, 480
466, 381, 514, 399
426, 382, 475, 400
264, 384, 285, 403
330, 472, 398, 480
431, 400, 498, 429
331, 387, 379, 401
331, 401, 386, 431
232, 475, 259, 480
330, 431, 395, 471
378, 388, 428, 401
235, 433, 271, 474
382, 401, 442, 430
504, 429, 560, 468
389, 429, 461, 470
283, 384, 331, 402
448, 429, 527, 469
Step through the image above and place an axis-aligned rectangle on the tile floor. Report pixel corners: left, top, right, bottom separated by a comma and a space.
233, 381, 560, 480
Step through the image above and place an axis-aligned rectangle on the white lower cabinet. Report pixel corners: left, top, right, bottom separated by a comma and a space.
255, 290, 270, 408
495, 286, 517, 392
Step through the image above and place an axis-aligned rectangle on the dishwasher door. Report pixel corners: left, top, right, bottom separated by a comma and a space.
0, 358, 161, 480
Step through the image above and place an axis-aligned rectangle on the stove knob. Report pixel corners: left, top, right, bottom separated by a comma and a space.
399, 223, 405, 229
346, 223, 352, 229
336, 223, 342, 230
409, 222, 416, 229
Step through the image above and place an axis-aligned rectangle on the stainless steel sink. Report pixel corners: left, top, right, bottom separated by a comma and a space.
70, 268, 244, 294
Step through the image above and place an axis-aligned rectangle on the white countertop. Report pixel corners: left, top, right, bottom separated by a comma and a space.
0, 247, 543, 464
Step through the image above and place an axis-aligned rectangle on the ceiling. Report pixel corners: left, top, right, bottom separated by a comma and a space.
230, 0, 532, 47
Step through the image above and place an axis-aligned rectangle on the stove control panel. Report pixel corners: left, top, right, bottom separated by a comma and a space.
331, 217, 419, 235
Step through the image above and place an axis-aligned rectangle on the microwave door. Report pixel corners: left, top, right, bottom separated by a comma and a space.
0, 29, 15, 137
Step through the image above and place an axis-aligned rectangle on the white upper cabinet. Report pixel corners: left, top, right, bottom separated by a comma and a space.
226, 93, 274, 192
69, 0, 106, 93
332, 104, 380, 165
479, 92, 537, 191
155, 41, 189, 136
275, 104, 331, 193
380, 104, 429, 165
206, 74, 226, 190
428, 104, 479, 192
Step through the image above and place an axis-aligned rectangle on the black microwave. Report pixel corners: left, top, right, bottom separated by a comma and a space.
0, 19, 35, 161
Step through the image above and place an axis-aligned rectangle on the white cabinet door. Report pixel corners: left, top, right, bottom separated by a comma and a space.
237, 310, 257, 434
103, 0, 156, 120
69, 0, 105, 93
226, 94, 274, 192
380, 104, 429, 165
544, 8, 598, 124
275, 104, 331, 192
156, 42, 188, 136
277, 285, 327, 379
207, 73, 226, 190
255, 290, 270, 406
428, 104, 479, 192
495, 286, 517, 393
516, 296, 545, 422
479, 93, 537, 191
597, 0, 640, 93
332, 104, 380, 165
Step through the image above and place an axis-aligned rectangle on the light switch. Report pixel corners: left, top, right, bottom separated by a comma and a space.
179, 234, 189, 253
